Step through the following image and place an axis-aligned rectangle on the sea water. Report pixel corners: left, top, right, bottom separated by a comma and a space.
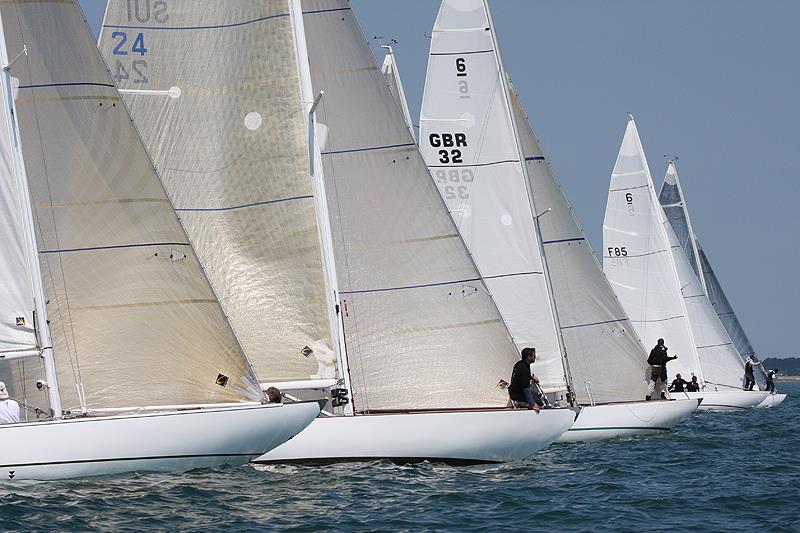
1, 383, 797, 532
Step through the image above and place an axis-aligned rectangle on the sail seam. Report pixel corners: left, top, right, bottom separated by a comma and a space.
604, 249, 668, 259
430, 50, 494, 56
697, 342, 734, 349
609, 184, 648, 192
560, 318, 628, 330
542, 237, 585, 245
175, 195, 313, 212
19, 82, 115, 89
40, 242, 190, 254
340, 277, 483, 295
302, 7, 352, 16
321, 143, 415, 156
483, 271, 544, 280
427, 158, 518, 169
102, 13, 289, 31
630, 315, 685, 324
524, 156, 545, 161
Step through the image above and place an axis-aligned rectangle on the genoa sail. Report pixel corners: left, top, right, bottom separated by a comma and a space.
419, 0, 566, 393
99, 1, 336, 384
4, 0, 262, 410
301, 0, 521, 411
509, 84, 647, 404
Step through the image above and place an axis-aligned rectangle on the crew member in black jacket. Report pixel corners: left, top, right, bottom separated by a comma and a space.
646, 339, 677, 401
509, 347, 541, 413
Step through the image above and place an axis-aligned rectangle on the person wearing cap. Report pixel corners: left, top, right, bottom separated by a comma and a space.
646, 339, 677, 401
766, 368, 778, 393
508, 347, 542, 413
743, 355, 763, 391
0, 381, 20, 424
686, 375, 701, 392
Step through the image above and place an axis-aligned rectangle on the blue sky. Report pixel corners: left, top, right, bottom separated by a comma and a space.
79, 1, 798, 358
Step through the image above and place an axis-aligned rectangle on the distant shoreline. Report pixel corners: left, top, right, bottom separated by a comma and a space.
776, 375, 800, 382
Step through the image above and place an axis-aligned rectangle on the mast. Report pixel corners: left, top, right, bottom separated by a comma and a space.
0, 16, 62, 417
289, 0, 352, 414
482, 1, 575, 403
667, 161, 708, 294
380, 45, 415, 142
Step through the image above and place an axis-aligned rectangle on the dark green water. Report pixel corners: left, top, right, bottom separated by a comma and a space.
1, 383, 796, 532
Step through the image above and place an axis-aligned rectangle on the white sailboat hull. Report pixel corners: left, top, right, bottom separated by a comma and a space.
1, 402, 320, 480
255, 408, 577, 464
756, 393, 787, 409
678, 390, 769, 411
556, 399, 700, 443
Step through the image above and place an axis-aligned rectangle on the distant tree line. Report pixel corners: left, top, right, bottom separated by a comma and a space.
763, 357, 800, 375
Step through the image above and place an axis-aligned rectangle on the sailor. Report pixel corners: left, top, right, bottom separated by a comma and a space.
0, 382, 20, 424
743, 355, 762, 391
686, 375, 701, 392
765, 368, 778, 393
265, 386, 282, 404
646, 339, 677, 401
668, 373, 689, 393
508, 347, 541, 413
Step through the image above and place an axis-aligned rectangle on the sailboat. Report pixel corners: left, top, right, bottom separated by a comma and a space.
658, 161, 786, 408
0, 0, 320, 481
99, 0, 576, 463
602, 117, 769, 411
419, 0, 698, 442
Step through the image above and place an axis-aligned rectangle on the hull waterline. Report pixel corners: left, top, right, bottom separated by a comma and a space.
679, 390, 769, 411
556, 399, 700, 443
756, 393, 787, 409
255, 408, 577, 464
1, 402, 320, 480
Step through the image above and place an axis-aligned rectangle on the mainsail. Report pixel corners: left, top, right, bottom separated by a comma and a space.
509, 85, 647, 404
419, 0, 565, 392
3, 0, 261, 410
99, 1, 336, 383
602, 118, 704, 382
302, 0, 520, 411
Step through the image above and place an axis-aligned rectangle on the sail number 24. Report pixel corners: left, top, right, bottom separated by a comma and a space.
110, 0, 169, 85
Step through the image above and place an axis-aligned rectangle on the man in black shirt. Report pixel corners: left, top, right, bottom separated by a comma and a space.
743, 355, 762, 391
766, 368, 778, 393
668, 373, 689, 393
646, 339, 677, 400
509, 347, 541, 413
686, 375, 701, 392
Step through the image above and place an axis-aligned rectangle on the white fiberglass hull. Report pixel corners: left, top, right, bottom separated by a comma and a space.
255, 408, 577, 464
1, 402, 320, 480
556, 399, 700, 443
679, 390, 769, 411
756, 393, 787, 409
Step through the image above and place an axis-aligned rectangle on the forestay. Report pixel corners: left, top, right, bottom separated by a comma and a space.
99, 1, 335, 383
419, 0, 565, 392
509, 86, 647, 404
4, 0, 261, 410
302, 0, 520, 411
602, 118, 704, 383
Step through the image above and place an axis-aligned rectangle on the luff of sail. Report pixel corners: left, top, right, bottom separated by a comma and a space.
602, 118, 705, 383
99, 1, 335, 384
3, 0, 262, 410
419, 0, 565, 393
302, 0, 520, 411
509, 85, 647, 404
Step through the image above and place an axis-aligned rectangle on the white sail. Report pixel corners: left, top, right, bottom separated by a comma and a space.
509, 85, 647, 404
381, 46, 415, 142
658, 162, 759, 383
419, 0, 565, 392
98, 1, 336, 384
602, 118, 704, 383
302, 0, 521, 411
663, 218, 745, 389
4, 0, 262, 410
